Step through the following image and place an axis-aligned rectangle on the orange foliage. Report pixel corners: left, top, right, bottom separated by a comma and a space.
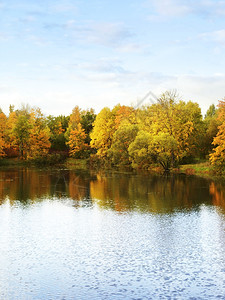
210, 101, 225, 167
0, 111, 7, 157
67, 123, 88, 157
209, 182, 225, 210
114, 106, 135, 129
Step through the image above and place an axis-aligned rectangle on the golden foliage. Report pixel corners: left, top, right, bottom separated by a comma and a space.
67, 124, 88, 157
210, 101, 225, 169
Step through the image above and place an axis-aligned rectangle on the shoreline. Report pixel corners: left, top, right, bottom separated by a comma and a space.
0, 157, 221, 181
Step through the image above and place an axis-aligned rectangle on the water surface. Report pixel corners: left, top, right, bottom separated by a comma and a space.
0, 168, 225, 299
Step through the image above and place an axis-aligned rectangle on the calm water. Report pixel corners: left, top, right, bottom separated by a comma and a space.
0, 168, 225, 299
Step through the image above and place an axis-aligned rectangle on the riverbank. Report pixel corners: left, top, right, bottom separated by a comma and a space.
178, 161, 213, 178
0, 157, 217, 180
65, 158, 215, 179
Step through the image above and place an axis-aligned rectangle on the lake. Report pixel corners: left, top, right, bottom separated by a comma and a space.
0, 167, 225, 299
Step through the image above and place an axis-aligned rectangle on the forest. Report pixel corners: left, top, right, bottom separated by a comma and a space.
0, 91, 225, 174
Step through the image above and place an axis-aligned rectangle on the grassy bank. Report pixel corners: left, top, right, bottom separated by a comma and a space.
65, 158, 88, 169
178, 161, 212, 178
0, 158, 29, 167
0, 157, 218, 180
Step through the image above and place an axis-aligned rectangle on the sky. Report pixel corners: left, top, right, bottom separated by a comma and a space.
0, 0, 225, 116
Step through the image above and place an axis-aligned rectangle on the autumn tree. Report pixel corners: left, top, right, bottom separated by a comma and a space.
28, 108, 51, 159
107, 105, 137, 166
67, 123, 87, 158
90, 105, 136, 160
13, 114, 32, 159
128, 131, 178, 171
210, 100, 225, 171
47, 115, 69, 151
66, 106, 89, 158
108, 122, 139, 166
202, 104, 219, 157
128, 92, 204, 170
114, 105, 136, 129
90, 106, 117, 159
128, 130, 152, 169
80, 108, 96, 145
10, 105, 51, 160
148, 133, 178, 171
4, 109, 18, 157
0, 110, 7, 158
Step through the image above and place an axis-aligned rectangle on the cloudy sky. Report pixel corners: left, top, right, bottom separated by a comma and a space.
0, 0, 225, 116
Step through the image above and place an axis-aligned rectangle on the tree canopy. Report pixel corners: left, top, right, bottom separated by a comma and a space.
0, 93, 224, 173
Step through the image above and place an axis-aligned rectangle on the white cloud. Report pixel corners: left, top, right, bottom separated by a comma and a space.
51, 1, 78, 13
116, 43, 152, 54
0, 72, 224, 116
200, 29, 225, 45
147, 0, 225, 18
154, 74, 225, 113
151, 0, 190, 17
77, 58, 127, 74
67, 21, 133, 47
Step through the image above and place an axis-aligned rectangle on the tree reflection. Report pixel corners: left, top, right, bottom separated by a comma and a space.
90, 172, 213, 213
209, 182, 225, 211
0, 168, 224, 213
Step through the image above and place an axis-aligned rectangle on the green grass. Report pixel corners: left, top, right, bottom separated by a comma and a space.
179, 161, 212, 177
65, 158, 88, 169
0, 157, 218, 180
0, 158, 29, 167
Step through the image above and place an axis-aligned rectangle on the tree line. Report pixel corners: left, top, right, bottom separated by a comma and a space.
0, 91, 225, 173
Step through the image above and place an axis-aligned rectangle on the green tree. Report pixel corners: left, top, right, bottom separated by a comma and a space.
13, 114, 32, 159
148, 133, 178, 172
202, 104, 219, 157
128, 131, 178, 171
80, 108, 96, 145
108, 122, 139, 166
128, 130, 152, 169
129, 92, 204, 170
47, 115, 69, 151
10, 106, 51, 160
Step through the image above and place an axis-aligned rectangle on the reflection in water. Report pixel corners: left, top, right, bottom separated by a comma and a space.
0, 168, 225, 213
0, 168, 225, 299
90, 172, 215, 213
0, 168, 93, 206
210, 181, 225, 211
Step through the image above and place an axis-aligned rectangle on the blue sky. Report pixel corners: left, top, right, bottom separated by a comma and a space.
0, 0, 225, 116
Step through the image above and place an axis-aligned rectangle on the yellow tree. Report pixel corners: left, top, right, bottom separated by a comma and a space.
68, 106, 81, 129
108, 122, 139, 166
128, 130, 152, 169
129, 92, 203, 170
9, 106, 50, 160
141, 92, 203, 163
27, 108, 51, 159
114, 105, 136, 129
90, 107, 117, 158
5, 110, 19, 156
67, 123, 88, 157
90, 104, 134, 159
210, 100, 225, 171
66, 106, 88, 158
0, 110, 7, 157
